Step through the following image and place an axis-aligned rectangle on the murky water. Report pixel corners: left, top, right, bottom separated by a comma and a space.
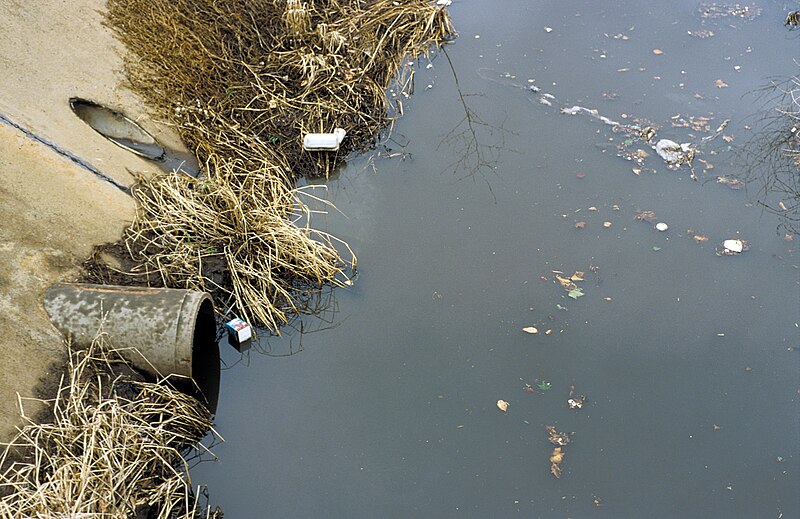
193, 1, 799, 516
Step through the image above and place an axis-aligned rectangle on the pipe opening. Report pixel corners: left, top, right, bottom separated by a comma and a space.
69, 98, 201, 176
69, 98, 166, 160
44, 284, 220, 414
190, 298, 220, 415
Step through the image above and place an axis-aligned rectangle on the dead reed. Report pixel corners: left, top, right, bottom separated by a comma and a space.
99, 0, 453, 331
0, 332, 219, 518
126, 151, 354, 330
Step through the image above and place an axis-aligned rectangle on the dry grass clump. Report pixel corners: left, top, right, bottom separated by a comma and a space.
98, 0, 453, 330
127, 151, 354, 331
0, 333, 218, 518
106, 0, 453, 172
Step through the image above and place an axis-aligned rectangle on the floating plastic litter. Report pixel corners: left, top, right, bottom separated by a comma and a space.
225, 318, 252, 349
303, 128, 347, 151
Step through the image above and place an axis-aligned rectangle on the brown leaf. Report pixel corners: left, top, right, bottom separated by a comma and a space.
546, 425, 571, 446
693, 234, 709, 243
699, 159, 714, 170
574, 221, 586, 229
555, 275, 577, 291
570, 271, 585, 282
717, 176, 745, 190
496, 399, 509, 412
635, 210, 657, 222
715, 79, 728, 88
550, 447, 564, 464
550, 447, 564, 478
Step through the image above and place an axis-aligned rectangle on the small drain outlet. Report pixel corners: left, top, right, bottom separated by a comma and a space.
69, 98, 166, 161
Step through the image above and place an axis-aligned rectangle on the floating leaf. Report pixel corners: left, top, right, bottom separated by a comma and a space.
538, 381, 552, 392
570, 271, 585, 282
546, 424, 570, 445
716, 175, 745, 190
652, 48, 664, 55
574, 221, 586, 229
693, 234, 709, 242
550, 447, 564, 478
496, 399, 509, 412
714, 79, 728, 88
556, 275, 578, 291
568, 288, 584, 299
522, 326, 539, 335
635, 210, 657, 222
652, 246, 662, 251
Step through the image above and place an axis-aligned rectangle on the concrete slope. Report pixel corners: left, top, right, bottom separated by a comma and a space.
0, 0, 190, 439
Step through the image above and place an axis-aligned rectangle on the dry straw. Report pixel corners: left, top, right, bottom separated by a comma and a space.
0, 332, 220, 518
100, 0, 454, 331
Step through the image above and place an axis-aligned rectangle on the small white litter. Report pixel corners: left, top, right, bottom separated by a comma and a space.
225, 318, 252, 345
303, 128, 346, 151
656, 222, 669, 232
655, 139, 693, 167
722, 239, 744, 253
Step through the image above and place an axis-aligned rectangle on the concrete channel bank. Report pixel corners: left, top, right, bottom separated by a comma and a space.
0, 0, 192, 439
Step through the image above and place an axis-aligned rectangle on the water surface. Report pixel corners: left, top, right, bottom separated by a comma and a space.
194, 1, 799, 516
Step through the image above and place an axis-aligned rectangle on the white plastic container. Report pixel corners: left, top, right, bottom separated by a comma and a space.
303, 128, 347, 151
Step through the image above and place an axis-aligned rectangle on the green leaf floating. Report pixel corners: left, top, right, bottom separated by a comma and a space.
538, 381, 552, 391
567, 288, 584, 299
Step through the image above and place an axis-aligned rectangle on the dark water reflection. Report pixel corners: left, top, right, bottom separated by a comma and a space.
194, 1, 799, 516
